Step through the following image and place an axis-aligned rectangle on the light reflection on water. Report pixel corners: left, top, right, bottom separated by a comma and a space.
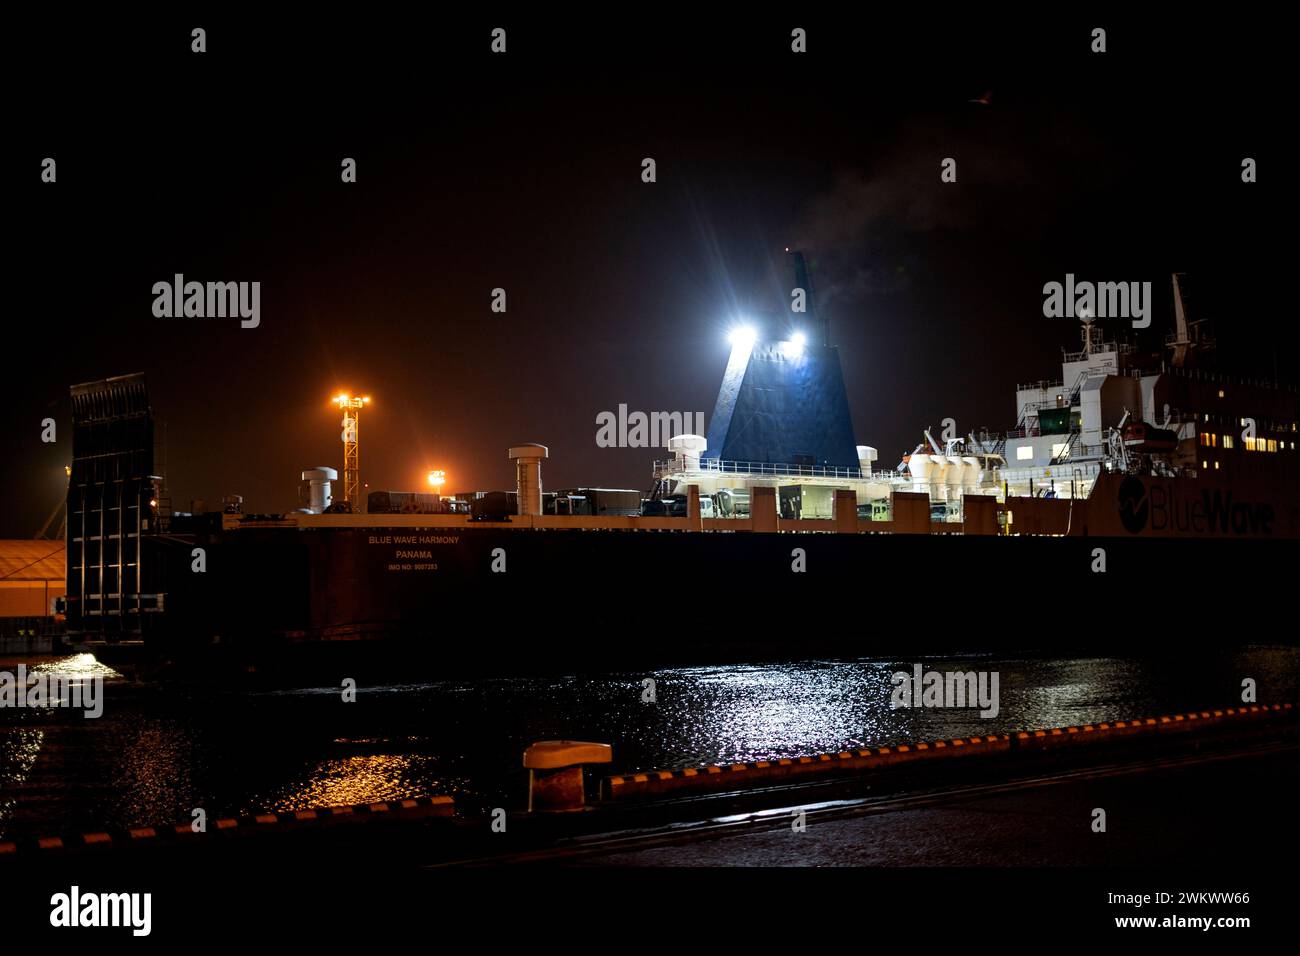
0, 727, 44, 824
1, 647, 1296, 838
255, 754, 471, 811
27, 652, 121, 680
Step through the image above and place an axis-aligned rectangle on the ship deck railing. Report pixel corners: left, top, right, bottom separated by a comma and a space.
654, 459, 901, 481
1015, 379, 1063, 393
1069, 443, 1107, 460
1062, 341, 1135, 362
998, 440, 1107, 461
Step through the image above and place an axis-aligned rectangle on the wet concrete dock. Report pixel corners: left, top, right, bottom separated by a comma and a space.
558, 742, 1300, 866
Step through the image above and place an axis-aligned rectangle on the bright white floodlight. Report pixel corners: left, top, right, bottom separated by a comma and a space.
780, 331, 806, 357
727, 325, 757, 348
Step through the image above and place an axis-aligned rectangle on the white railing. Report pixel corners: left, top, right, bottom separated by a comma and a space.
654, 458, 903, 481
1062, 341, 1134, 362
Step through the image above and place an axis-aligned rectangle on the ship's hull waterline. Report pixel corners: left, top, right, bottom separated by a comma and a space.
78, 470, 1295, 677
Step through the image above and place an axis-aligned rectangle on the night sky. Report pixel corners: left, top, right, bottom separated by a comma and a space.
7, 12, 1282, 536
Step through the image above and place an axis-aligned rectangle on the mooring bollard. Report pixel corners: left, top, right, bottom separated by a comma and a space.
523, 741, 613, 812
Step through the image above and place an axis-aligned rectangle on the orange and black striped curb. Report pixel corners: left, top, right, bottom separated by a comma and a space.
0, 795, 453, 858
603, 702, 1297, 802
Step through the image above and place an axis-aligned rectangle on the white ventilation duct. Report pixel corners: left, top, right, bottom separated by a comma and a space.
669, 434, 707, 470
856, 445, 877, 476
302, 466, 337, 514
509, 444, 549, 516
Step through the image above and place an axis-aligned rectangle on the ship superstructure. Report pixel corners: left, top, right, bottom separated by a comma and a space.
652, 271, 1298, 525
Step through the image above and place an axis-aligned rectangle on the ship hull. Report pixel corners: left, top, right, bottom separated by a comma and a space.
84, 506, 1293, 681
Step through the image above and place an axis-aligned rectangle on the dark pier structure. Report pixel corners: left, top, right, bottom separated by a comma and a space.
64, 374, 165, 643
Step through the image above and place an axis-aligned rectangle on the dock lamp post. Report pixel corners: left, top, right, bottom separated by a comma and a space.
332, 393, 370, 513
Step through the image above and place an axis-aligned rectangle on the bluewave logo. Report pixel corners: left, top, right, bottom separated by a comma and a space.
1117, 476, 1149, 533
1117, 476, 1274, 536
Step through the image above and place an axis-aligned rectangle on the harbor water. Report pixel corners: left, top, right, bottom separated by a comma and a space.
2, 647, 1297, 840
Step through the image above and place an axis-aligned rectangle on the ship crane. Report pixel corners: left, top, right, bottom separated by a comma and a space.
1167, 273, 1216, 368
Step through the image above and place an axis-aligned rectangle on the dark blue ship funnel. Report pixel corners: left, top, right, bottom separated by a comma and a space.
788, 249, 829, 348
703, 251, 859, 469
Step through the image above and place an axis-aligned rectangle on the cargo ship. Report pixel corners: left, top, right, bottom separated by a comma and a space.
59, 264, 1298, 673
